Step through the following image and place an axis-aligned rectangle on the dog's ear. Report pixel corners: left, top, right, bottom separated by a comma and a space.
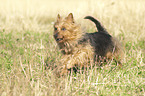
57, 14, 61, 22
66, 13, 75, 23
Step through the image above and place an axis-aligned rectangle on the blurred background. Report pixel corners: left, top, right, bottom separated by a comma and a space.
0, 0, 145, 36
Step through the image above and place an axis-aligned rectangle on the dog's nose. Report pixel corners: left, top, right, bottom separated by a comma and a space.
54, 32, 58, 38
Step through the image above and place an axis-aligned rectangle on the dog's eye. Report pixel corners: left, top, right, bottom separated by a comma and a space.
54, 27, 57, 31
61, 27, 66, 31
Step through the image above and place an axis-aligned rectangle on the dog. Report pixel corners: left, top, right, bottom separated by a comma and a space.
53, 13, 124, 75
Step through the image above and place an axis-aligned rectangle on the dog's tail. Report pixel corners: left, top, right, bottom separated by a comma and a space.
84, 16, 108, 33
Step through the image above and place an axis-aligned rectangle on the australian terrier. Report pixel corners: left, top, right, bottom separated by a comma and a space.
53, 13, 124, 75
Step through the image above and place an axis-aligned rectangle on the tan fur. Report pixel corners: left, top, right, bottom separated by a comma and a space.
54, 13, 94, 75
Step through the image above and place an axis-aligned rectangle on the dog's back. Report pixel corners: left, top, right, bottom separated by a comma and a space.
84, 16, 113, 56
86, 32, 113, 56
84, 16, 124, 65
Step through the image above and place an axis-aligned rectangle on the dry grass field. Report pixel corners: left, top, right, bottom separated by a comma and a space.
0, 0, 145, 95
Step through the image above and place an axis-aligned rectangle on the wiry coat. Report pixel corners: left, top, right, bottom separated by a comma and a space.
53, 13, 124, 75
83, 16, 123, 63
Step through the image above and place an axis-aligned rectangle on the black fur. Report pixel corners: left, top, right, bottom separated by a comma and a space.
82, 16, 114, 57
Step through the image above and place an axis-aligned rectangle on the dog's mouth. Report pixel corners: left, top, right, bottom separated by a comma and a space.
56, 38, 63, 42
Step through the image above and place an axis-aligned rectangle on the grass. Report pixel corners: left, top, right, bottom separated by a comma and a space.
0, 0, 145, 95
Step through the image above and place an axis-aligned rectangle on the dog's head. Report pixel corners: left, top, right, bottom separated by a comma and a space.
53, 13, 81, 43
